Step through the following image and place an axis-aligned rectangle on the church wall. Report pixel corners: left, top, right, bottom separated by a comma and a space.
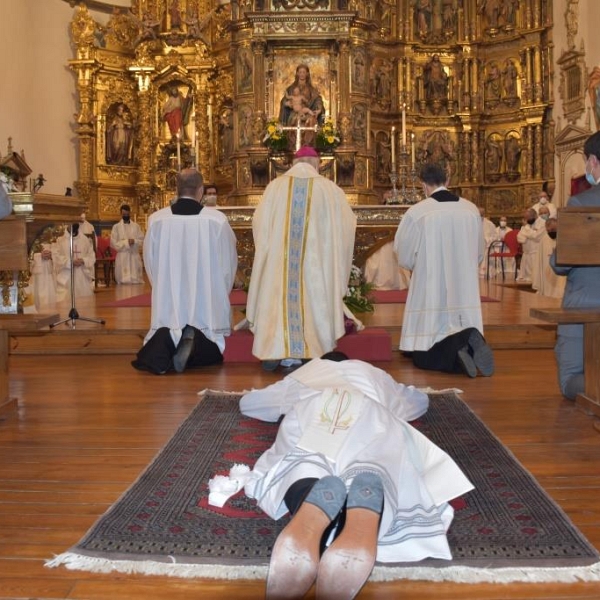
0, 1, 76, 195
551, 0, 600, 206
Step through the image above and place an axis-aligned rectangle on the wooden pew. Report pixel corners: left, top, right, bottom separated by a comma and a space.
0, 217, 58, 417
530, 207, 600, 415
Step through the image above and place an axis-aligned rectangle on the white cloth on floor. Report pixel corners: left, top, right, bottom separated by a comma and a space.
364, 242, 410, 290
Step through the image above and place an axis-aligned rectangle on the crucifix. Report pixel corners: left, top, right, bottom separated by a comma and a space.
279, 120, 319, 151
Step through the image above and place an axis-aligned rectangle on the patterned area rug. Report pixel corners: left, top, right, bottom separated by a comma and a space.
47, 391, 600, 583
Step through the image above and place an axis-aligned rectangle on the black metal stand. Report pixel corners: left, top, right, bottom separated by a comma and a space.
50, 228, 105, 329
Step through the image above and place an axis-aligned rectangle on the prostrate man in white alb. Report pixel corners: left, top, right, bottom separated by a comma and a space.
53, 223, 96, 302
246, 145, 358, 371
110, 204, 144, 284
132, 169, 238, 375
233, 354, 474, 599
394, 163, 494, 377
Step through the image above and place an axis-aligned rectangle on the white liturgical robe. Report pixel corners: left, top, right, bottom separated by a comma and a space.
53, 232, 95, 302
531, 233, 565, 299
110, 219, 144, 284
246, 161, 357, 360
143, 206, 238, 350
364, 242, 411, 290
241, 358, 474, 563
31, 243, 57, 309
516, 217, 545, 282
394, 191, 484, 352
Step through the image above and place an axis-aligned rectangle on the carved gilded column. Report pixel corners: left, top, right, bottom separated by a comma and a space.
526, 126, 534, 179
197, 77, 210, 170
471, 131, 479, 183
134, 72, 154, 213
534, 46, 543, 102
534, 124, 543, 179
252, 39, 267, 134
337, 39, 351, 114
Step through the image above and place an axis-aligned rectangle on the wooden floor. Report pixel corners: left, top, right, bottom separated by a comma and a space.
3, 280, 600, 599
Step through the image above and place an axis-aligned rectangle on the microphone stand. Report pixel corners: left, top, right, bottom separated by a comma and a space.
51, 227, 105, 329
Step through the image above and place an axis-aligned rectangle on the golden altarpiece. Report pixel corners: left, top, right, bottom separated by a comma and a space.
66, 0, 554, 270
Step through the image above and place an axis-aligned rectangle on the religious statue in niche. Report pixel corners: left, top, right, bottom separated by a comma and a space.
237, 48, 253, 93
353, 48, 367, 92
352, 104, 367, 145
502, 59, 518, 99
239, 105, 253, 148
442, 0, 456, 32
421, 130, 454, 182
372, 60, 392, 111
485, 135, 503, 177
169, 0, 182, 30
485, 61, 502, 107
414, 0, 433, 38
279, 64, 325, 149
479, 0, 501, 29
105, 102, 134, 166
424, 55, 448, 103
504, 134, 521, 176
218, 105, 234, 162
161, 84, 193, 140
375, 132, 392, 184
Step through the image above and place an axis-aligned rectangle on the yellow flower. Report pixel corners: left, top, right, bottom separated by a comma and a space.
327, 136, 334, 143
267, 124, 276, 135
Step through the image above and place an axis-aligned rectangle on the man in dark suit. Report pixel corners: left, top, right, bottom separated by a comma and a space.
551, 131, 600, 400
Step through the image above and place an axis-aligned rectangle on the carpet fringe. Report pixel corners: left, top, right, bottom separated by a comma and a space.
45, 552, 600, 584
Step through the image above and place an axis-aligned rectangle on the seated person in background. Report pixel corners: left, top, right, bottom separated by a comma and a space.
531, 217, 565, 299
53, 224, 96, 302
132, 169, 238, 375
495, 215, 512, 241
516, 208, 546, 282
238, 354, 474, 600
201, 183, 218, 206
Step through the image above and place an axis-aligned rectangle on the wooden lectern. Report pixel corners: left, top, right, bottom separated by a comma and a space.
0, 217, 57, 417
530, 207, 600, 415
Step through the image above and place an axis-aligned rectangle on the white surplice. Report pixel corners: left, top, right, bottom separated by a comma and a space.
241, 358, 474, 563
31, 244, 57, 309
364, 242, 411, 290
531, 233, 565, 299
110, 220, 144, 284
516, 217, 545, 282
480, 217, 497, 277
53, 232, 95, 302
246, 162, 357, 360
143, 206, 238, 349
393, 192, 484, 352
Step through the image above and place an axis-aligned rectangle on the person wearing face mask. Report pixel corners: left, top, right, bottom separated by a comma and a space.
531, 217, 565, 299
495, 215, 512, 241
54, 222, 96, 302
516, 208, 545, 282
531, 188, 558, 218
110, 204, 145, 284
202, 184, 218, 207
550, 131, 600, 402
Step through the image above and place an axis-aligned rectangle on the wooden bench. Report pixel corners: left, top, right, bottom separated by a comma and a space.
0, 218, 57, 417
530, 207, 600, 415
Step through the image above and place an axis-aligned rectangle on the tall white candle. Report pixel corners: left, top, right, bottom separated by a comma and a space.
411, 133, 415, 167
391, 126, 396, 167
402, 103, 407, 147
176, 133, 181, 171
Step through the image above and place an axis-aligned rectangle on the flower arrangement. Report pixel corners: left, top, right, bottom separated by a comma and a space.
316, 118, 341, 152
262, 118, 288, 152
344, 265, 374, 313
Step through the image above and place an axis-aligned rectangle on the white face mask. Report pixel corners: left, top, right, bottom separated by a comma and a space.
539, 197, 548, 205
500, 220, 507, 227
203, 194, 217, 205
